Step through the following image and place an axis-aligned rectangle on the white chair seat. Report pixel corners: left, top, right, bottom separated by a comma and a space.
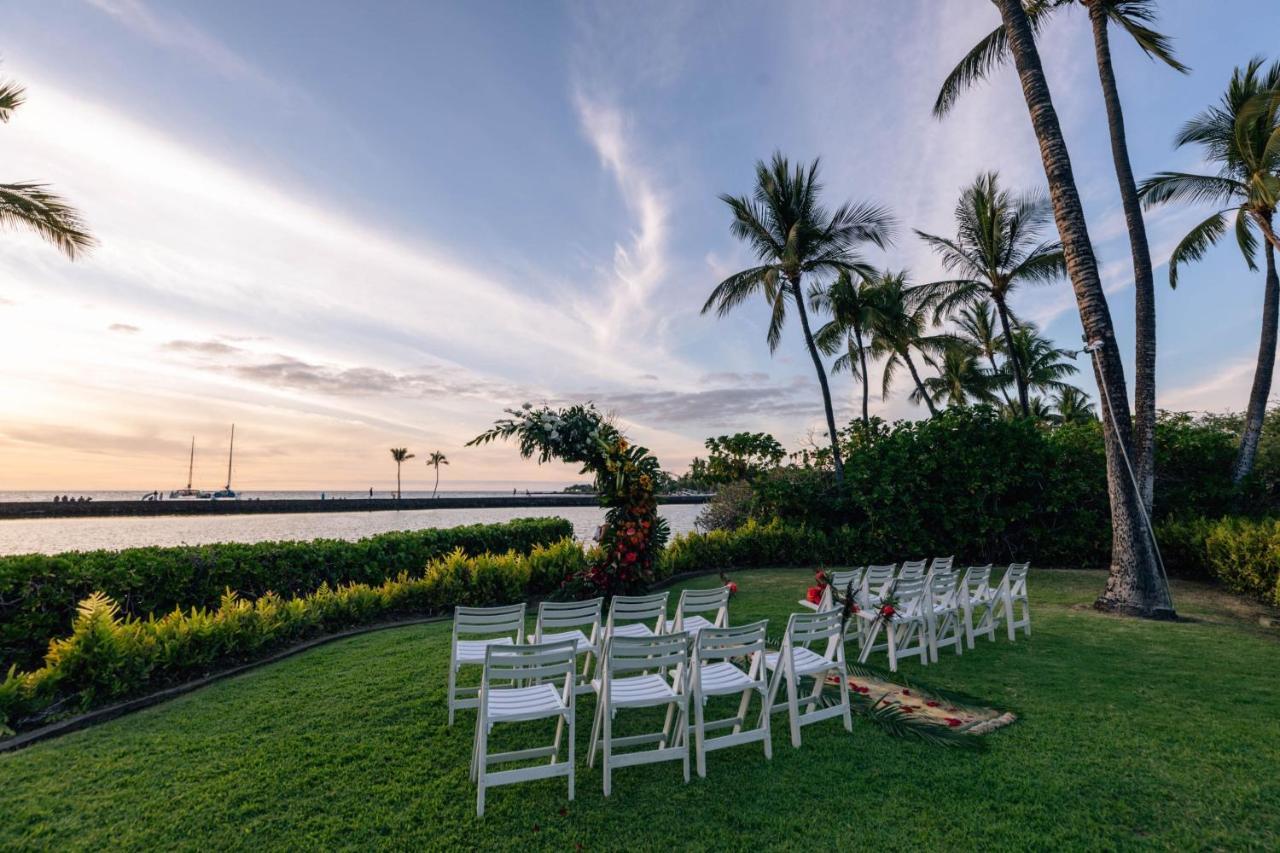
592, 673, 677, 707
680, 615, 715, 636
485, 683, 567, 723
765, 647, 838, 678
697, 662, 757, 696
536, 629, 597, 653
456, 637, 514, 667
611, 623, 656, 639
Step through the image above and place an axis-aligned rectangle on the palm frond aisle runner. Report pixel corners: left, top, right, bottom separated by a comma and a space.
822, 664, 1017, 749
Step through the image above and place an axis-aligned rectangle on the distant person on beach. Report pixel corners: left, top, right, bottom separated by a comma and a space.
369, 487, 373, 498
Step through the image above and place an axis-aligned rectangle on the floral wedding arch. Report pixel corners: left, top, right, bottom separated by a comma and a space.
467, 403, 669, 596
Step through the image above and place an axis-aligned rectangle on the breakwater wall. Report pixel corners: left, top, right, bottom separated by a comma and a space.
0, 494, 710, 520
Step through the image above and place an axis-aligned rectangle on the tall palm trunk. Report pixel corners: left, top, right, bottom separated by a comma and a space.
396, 463, 402, 500
902, 349, 939, 417
993, 296, 1029, 415
986, 350, 1014, 406
854, 323, 870, 431
1087, 0, 1157, 514
790, 276, 845, 485
996, 0, 1173, 619
1234, 234, 1278, 482
433, 467, 440, 499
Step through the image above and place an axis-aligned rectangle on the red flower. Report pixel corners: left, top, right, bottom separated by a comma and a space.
880, 604, 895, 618
944, 718, 962, 727
899, 705, 914, 713
726, 581, 738, 594
623, 552, 638, 564
806, 586, 824, 604
901, 688, 911, 696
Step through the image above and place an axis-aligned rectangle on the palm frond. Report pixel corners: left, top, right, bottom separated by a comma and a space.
1107, 0, 1189, 73
702, 265, 774, 316
1167, 210, 1229, 288
0, 79, 25, 123
0, 182, 96, 259
1138, 172, 1245, 209
1235, 207, 1260, 271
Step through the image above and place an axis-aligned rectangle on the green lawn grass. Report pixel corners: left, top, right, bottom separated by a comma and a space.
2, 569, 1278, 851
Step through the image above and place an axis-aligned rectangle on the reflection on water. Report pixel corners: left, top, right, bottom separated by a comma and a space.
0, 504, 704, 556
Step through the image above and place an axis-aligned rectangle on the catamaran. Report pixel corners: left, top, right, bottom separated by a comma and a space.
168, 437, 211, 499
209, 424, 240, 500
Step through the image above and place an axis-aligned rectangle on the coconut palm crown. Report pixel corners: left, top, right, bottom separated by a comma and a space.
705, 153, 894, 486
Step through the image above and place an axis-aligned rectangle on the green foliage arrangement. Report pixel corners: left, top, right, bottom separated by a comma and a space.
468, 404, 669, 597
0, 538, 588, 736
0, 517, 571, 670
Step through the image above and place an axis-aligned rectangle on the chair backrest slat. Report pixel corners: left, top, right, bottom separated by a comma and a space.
607, 632, 689, 674
863, 564, 896, 598
454, 603, 526, 637
1004, 563, 1030, 596
929, 556, 954, 573
788, 608, 843, 644
829, 568, 863, 595
608, 591, 669, 623
537, 597, 603, 631
898, 559, 927, 580
484, 640, 576, 683
695, 620, 767, 661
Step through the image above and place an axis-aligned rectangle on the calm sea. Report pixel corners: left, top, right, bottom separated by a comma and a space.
0, 494, 704, 556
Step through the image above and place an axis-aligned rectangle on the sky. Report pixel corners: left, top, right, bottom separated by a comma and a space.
1, 0, 1278, 492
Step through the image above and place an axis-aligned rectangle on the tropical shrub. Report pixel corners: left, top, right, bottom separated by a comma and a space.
469, 404, 669, 597
0, 517, 571, 670
694, 480, 755, 532
0, 540, 587, 736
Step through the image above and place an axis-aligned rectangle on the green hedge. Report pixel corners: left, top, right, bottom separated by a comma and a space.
0, 518, 571, 670
660, 519, 864, 576
0, 539, 589, 736
1156, 516, 1280, 606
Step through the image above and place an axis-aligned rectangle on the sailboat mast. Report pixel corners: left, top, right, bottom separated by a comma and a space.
225, 424, 235, 490
187, 437, 195, 490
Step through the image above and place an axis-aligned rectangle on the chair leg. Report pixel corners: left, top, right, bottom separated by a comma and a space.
551, 714, 565, 764
733, 689, 751, 735
474, 721, 488, 817
587, 698, 602, 769
838, 668, 852, 733
1006, 596, 1017, 641
886, 623, 899, 673
759, 688, 773, 760
694, 693, 707, 778
680, 701, 690, 783
785, 666, 801, 748
567, 711, 576, 802
602, 702, 613, 797
448, 665, 457, 727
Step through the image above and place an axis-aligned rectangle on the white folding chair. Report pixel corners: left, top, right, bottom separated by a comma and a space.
764, 609, 852, 747
898, 559, 928, 581
799, 568, 862, 611
925, 570, 964, 662
449, 603, 526, 725
928, 556, 955, 574
860, 564, 896, 608
604, 591, 669, 640
673, 586, 729, 637
959, 565, 998, 647
856, 576, 929, 672
470, 640, 576, 817
688, 620, 772, 777
533, 597, 602, 695
588, 632, 691, 796
994, 563, 1031, 641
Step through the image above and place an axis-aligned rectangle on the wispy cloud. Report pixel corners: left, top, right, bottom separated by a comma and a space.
571, 89, 671, 349
84, 0, 282, 93
108, 322, 140, 333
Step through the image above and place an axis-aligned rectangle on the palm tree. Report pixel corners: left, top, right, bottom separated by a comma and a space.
427, 451, 449, 498
934, 0, 1187, 518
1004, 324, 1080, 397
389, 448, 414, 500
1139, 58, 1280, 483
1051, 386, 1097, 424
955, 303, 1014, 406
915, 172, 1066, 416
0, 73, 94, 259
864, 270, 950, 417
991, 0, 1172, 619
811, 269, 879, 431
705, 153, 894, 486
913, 341, 1001, 409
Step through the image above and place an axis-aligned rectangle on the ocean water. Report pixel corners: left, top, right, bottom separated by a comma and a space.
0, 503, 704, 556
